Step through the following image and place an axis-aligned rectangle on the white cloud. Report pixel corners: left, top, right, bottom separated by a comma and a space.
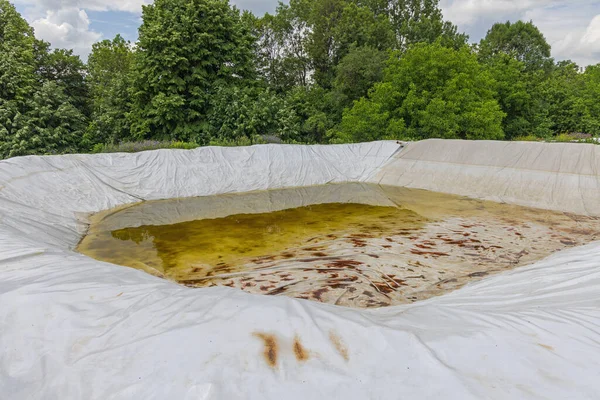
30, 7, 101, 58
581, 15, 600, 46
441, 0, 600, 66
15, 0, 224, 59
12, 0, 600, 66
14, 0, 149, 59
440, 0, 555, 25
15, 0, 149, 14
523, 6, 600, 66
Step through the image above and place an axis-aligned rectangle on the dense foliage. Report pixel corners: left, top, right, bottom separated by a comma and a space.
332, 42, 505, 142
129, 0, 256, 143
1, 0, 600, 158
85, 35, 133, 146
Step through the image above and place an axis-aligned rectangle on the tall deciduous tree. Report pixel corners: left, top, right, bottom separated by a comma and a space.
333, 42, 505, 142
206, 85, 298, 142
86, 35, 134, 145
581, 64, 600, 135
477, 20, 557, 139
255, 0, 468, 138
256, 0, 465, 90
0, 81, 87, 158
540, 61, 600, 136
36, 47, 89, 115
333, 45, 387, 107
129, 0, 256, 143
478, 20, 553, 73
255, 5, 311, 92
0, 0, 87, 158
0, 0, 37, 104
0, 0, 37, 147
382, 0, 468, 50
485, 54, 552, 139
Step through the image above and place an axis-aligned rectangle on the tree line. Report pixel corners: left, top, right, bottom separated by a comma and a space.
1, 0, 600, 158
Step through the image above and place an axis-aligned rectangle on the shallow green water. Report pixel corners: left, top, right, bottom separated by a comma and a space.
80, 200, 426, 277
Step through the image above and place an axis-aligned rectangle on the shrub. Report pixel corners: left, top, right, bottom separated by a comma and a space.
512, 135, 542, 142
91, 140, 199, 153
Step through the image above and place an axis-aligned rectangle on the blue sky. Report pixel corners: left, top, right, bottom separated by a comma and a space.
86, 10, 140, 44
13, 0, 600, 66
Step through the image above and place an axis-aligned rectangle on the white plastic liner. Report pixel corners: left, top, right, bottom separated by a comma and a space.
1, 140, 600, 399
374, 139, 600, 216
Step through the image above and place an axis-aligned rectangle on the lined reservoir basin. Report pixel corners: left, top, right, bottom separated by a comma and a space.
77, 183, 600, 308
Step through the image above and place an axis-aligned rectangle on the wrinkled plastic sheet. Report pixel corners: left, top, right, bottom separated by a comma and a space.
376, 139, 600, 216
1, 140, 600, 399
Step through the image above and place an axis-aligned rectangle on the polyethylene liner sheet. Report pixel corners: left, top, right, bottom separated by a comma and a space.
374, 139, 600, 216
1, 140, 600, 399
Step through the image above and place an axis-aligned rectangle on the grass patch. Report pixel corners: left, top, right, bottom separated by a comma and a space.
92, 141, 199, 153
513, 134, 599, 144
208, 136, 269, 147
512, 135, 542, 142
91, 135, 282, 154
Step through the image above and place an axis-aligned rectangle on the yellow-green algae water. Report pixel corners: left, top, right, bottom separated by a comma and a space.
106, 203, 425, 274
77, 183, 600, 308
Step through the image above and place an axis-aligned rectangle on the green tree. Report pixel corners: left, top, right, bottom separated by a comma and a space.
485, 53, 552, 139
384, 0, 468, 50
275, 0, 463, 90
1, 1, 34, 156
255, 5, 311, 92
206, 85, 299, 142
479, 21, 553, 73
331, 1, 395, 55
255, 0, 468, 139
540, 60, 600, 136
36, 47, 89, 114
333, 96, 403, 143
0, 0, 37, 104
284, 85, 341, 143
0, 0, 90, 158
581, 64, 600, 135
0, 81, 87, 158
129, 0, 256, 143
0, 0, 37, 148
478, 21, 557, 139
332, 45, 387, 107
86, 35, 134, 146
334, 42, 505, 142
298, 0, 396, 88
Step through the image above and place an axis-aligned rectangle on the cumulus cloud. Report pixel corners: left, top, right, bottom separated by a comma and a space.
13, 0, 259, 59
522, 5, 600, 66
553, 15, 600, 66
441, 0, 600, 66
14, 0, 149, 58
439, 0, 556, 25
12, 0, 600, 66
30, 7, 101, 57
16, 0, 149, 14
583, 15, 600, 43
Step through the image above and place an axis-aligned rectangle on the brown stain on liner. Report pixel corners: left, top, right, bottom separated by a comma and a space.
293, 335, 310, 362
253, 332, 278, 368
538, 343, 554, 351
410, 249, 450, 257
329, 331, 349, 361
312, 287, 330, 300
